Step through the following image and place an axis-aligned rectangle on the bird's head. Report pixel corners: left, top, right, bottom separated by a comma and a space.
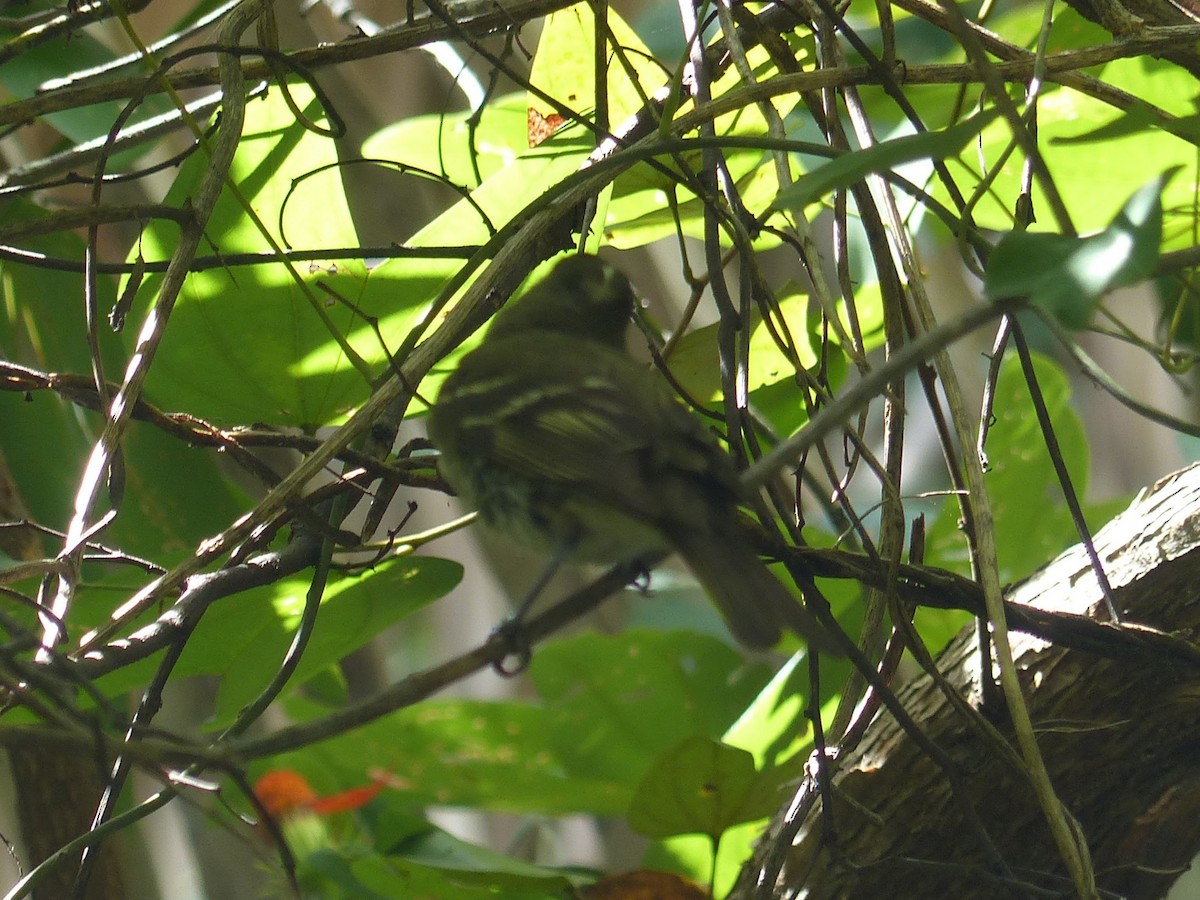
487, 255, 637, 349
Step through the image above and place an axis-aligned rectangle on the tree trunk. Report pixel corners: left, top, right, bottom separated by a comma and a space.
7, 741, 126, 900
742, 464, 1200, 899
0, 450, 126, 900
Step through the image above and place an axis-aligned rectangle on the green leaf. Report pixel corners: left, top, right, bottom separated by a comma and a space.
363, 93, 529, 189
647, 822, 765, 900
301, 848, 392, 900
127, 83, 437, 427
985, 172, 1170, 329
371, 113, 592, 265
940, 56, 1200, 235
529, 3, 665, 129
267, 630, 773, 817
666, 286, 819, 403
276, 695, 624, 815
1051, 101, 1200, 147
0, 28, 171, 149
285, 831, 578, 900
606, 151, 799, 250
721, 652, 812, 768
391, 828, 578, 889
0, 207, 247, 562
772, 110, 1001, 210
186, 556, 459, 724
531, 630, 774, 788
350, 851, 572, 900
627, 736, 775, 839
605, 42, 810, 250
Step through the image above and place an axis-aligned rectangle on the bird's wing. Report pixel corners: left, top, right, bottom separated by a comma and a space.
433, 333, 745, 527
482, 351, 664, 487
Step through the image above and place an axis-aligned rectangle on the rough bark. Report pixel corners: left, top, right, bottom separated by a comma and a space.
1058, 0, 1200, 78
6, 742, 125, 900
744, 464, 1200, 899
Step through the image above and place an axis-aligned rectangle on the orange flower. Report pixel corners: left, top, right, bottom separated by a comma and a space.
254, 770, 318, 819
253, 769, 384, 821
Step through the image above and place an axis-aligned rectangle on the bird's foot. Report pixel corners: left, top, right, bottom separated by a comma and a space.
629, 563, 652, 594
489, 615, 534, 676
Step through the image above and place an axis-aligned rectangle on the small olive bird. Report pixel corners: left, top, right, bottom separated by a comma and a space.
428, 254, 837, 652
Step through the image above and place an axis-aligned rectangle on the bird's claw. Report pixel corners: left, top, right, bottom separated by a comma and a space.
630, 563, 652, 594
489, 616, 534, 676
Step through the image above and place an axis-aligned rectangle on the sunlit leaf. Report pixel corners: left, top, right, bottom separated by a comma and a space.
985, 172, 1170, 328
127, 83, 404, 426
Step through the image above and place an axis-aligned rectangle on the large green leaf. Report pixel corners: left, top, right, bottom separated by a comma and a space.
269, 629, 772, 816
269, 831, 575, 900
274, 696, 623, 815
349, 849, 573, 900
0, 210, 245, 566
85, 556, 457, 715
365, 80, 594, 257
531, 630, 774, 787
528, 2, 666, 129
388, 827, 579, 891
127, 83, 439, 426
365, 89, 600, 407
362, 93, 530, 190
194, 556, 460, 724
665, 285, 821, 404
627, 736, 777, 840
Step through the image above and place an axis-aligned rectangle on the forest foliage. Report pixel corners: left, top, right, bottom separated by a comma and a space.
0, 0, 1197, 897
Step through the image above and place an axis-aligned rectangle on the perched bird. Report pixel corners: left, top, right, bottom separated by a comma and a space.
428, 254, 837, 652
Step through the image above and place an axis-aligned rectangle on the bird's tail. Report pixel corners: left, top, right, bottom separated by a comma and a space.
671, 527, 840, 653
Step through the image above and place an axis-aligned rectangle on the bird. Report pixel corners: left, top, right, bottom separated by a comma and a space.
427, 254, 838, 652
